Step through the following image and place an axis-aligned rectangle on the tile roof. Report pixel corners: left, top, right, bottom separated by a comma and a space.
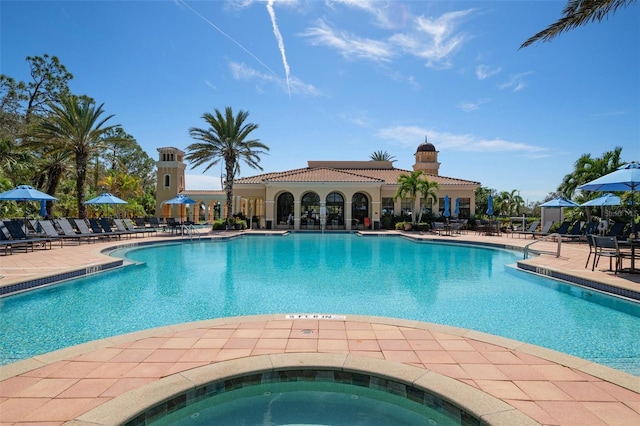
235, 166, 480, 186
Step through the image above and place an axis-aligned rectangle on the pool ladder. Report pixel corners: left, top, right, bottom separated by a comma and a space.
180, 224, 201, 241
523, 233, 562, 259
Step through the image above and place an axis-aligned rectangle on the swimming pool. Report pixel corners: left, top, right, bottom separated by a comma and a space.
1, 233, 639, 375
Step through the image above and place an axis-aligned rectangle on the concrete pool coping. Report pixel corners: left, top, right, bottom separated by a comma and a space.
1, 230, 639, 424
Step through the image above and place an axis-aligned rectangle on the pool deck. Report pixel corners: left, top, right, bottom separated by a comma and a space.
1, 229, 639, 425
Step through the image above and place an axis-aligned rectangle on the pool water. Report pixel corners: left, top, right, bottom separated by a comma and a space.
151, 382, 462, 426
1, 234, 639, 375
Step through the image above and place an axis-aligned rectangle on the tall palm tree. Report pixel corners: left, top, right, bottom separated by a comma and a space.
521, 0, 636, 48
369, 150, 396, 162
32, 94, 121, 218
394, 170, 425, 224
185, 106, 269, 223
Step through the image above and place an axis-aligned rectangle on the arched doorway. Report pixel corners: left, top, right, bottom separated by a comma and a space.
352, 192, 369, 229
276, 192, 294, 228
301, 192, 320, 229
326, 192, 344, 229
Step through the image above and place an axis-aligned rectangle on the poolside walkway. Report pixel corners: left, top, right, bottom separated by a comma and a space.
1, 229, 639, 425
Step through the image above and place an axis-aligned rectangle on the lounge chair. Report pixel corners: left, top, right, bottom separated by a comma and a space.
533, 221, 554, 238
74, 218, 114, 240
57, 218, 97, 243
96, 218, 131, 239
149, 217, 164, 230
0, 222, 31, 254
36, 219, 82, 247
125, 218, 157, 236
113, 218, 146, 238
2, 220, 54, 250
605, 222, 625, 238
558, 221, 584, 242
511, 220, 540, 239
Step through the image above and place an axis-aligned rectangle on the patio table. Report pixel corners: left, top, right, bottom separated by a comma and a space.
618, 239, 640, 274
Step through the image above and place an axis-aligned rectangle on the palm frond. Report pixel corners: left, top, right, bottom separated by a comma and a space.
520, 0, 635, 48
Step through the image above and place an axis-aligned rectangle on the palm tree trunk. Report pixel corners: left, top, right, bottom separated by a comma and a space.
225, 160, 235, 223
76, 152, 88, 218
44, 166, 63, 219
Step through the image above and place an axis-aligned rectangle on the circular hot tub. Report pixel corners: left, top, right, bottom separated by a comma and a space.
129, 369, 479, 426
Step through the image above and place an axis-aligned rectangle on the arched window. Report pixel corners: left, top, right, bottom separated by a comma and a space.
326, 192, 344, 226
277, 192, 294, 225
301, 192, 320, 226
163, 174, 170, 188
352, 192, 369, 224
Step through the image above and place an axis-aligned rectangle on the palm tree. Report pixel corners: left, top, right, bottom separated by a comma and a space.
521, 0, 635, 48
394, 170, 425, 224
185, 106, 269, 223
369, 150, 396, 162
559, 147, 624, 198
417, 176, 439, 223
32, 94, 121, 218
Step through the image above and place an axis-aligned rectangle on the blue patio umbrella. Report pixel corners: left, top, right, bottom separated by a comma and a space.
454, 197, 460, 217
443, 195, 450, 218
39, 201, 47, 217
540, 197, 580, 208
578, 162, 640, 231
580, 193, 621, 207
163, 194, 197, 223
85, 193, 127, 218
486, 194, 493, 216
0, 185, 58, 224
163, 194, 197, 205
0, 185, 57, 202
580, 193, 621, 219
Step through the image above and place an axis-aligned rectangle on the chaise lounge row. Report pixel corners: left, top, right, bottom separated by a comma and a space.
1, 217, 160, 255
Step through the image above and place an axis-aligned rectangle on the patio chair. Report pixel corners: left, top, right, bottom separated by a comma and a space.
511, 220, 540, 239
592, 236, 622, 274
113, 218, 146, 238
605, 222, 625, 239
532, 221, 554, 238
126, 218, 157, 236
2, 220, 54, 250
585, 234, 597, 269
0, 222, 31, 254
75, 218, 115, 240
36, 219, 81, 247
97, 218, 132, 239
558, 221, 584, 242
57, 218, 97, 244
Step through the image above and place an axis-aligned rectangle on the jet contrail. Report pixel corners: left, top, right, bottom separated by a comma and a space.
177, 0, 281, 81
266, 0, 292, 97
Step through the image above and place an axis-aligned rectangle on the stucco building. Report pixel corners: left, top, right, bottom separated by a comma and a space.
156, 138, 480, 230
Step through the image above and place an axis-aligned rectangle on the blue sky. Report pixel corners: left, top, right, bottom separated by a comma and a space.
2, 0, 638, 203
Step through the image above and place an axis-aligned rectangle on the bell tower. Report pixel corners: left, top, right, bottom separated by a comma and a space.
413, 136, 440, 175
155, 147, 186, 216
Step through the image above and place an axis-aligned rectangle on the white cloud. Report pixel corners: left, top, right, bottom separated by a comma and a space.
204, 80, 217, 90
229, 61, 322, 96
300, 8, 473, 69
475, 64, 501, 80
376, 126, 549, 157
300, 19, 395, 62
498, 72, 532, 92
399, 10, 471, 68
458, 98, 489, 112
